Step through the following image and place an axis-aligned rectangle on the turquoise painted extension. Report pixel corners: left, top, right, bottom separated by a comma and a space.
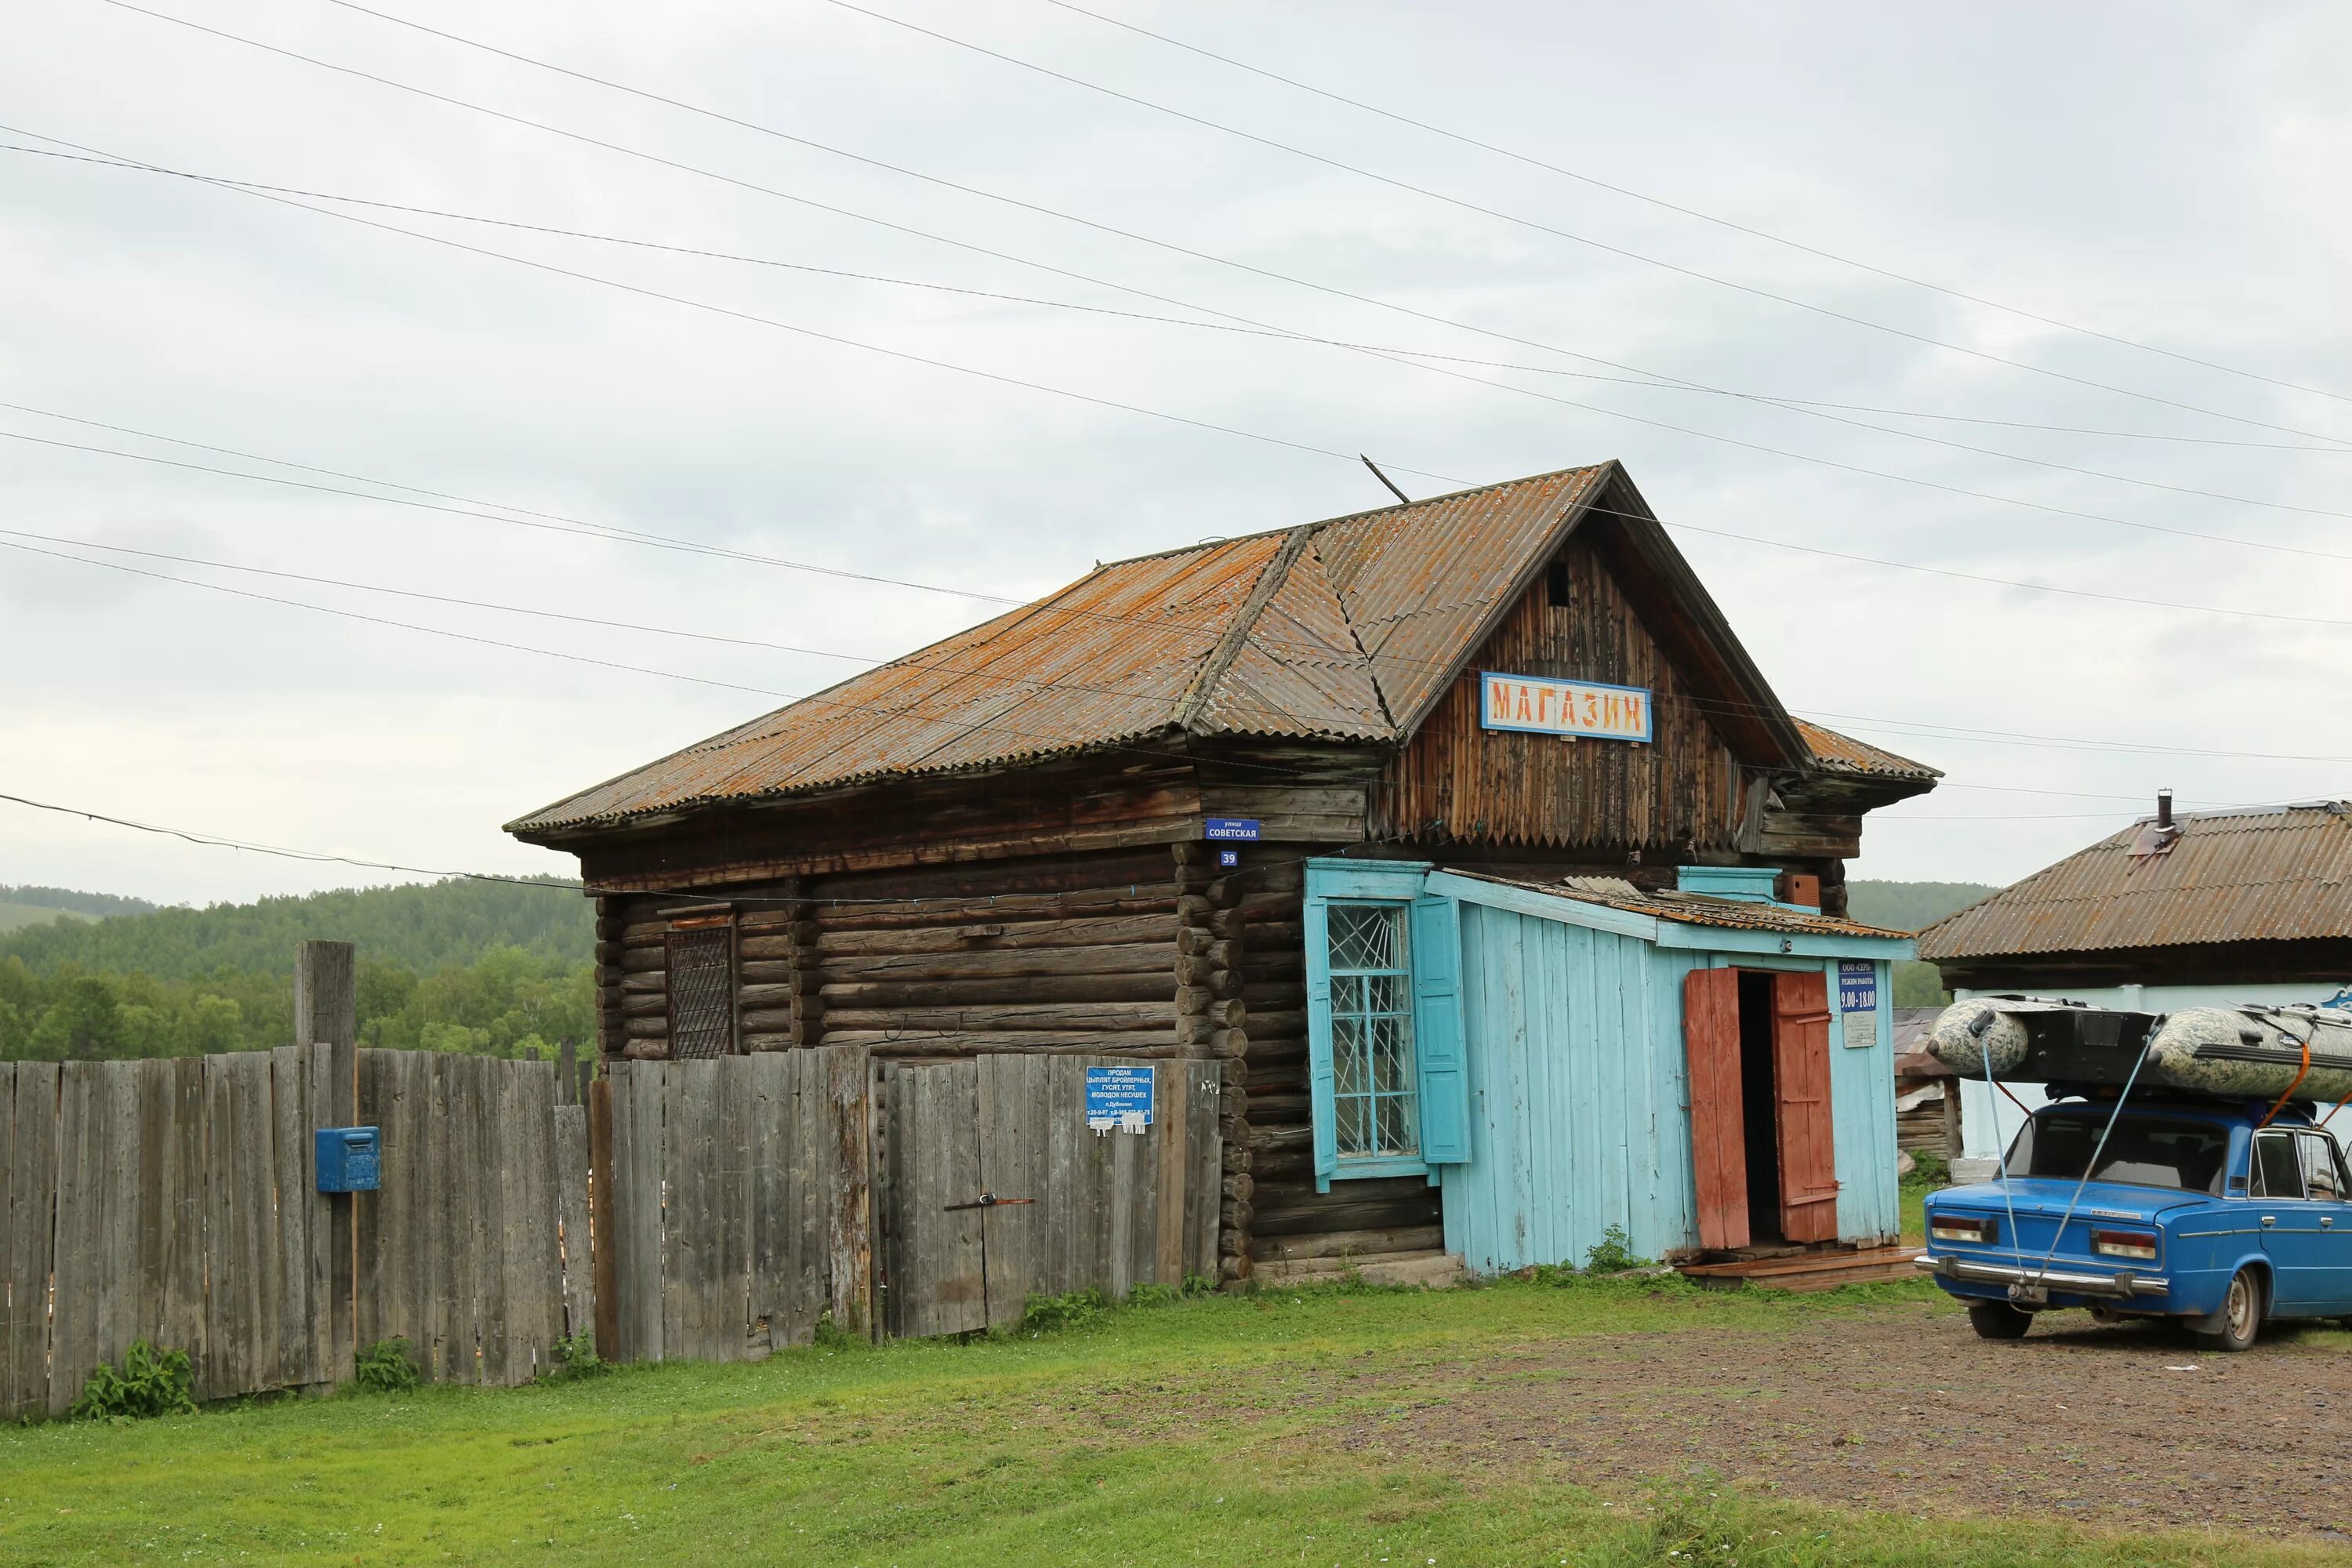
1302, 861, 1914, 1276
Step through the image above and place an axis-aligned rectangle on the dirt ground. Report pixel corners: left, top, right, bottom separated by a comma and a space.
1345, 1298, 2352, 1541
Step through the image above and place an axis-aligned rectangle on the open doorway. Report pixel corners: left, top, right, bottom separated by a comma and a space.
1736, 970, 1783, 1245
1684, 965, 1840, 1253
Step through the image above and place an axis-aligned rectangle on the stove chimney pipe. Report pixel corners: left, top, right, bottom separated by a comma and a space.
2156, 789, 2173, 829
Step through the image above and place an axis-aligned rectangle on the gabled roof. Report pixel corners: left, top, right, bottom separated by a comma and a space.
509, 463, 1822, 838
1920, 802, 2352, 960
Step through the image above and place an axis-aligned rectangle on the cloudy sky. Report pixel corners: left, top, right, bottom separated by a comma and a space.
4, 0, 2347, 907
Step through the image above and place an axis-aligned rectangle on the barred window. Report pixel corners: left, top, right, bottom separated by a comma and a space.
1325, 902, 1418, 1160
666, 924, 736, 1058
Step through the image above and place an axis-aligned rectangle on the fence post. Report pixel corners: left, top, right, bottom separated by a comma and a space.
296, 940, 358, 1385
588, 1073, 620, 1361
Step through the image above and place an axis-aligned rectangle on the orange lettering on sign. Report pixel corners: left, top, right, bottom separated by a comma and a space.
1516, 688, 1534, 720
1626, 694, 1646, 735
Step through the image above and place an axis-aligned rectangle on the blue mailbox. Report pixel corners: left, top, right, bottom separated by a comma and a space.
315, 1126, 381, 1192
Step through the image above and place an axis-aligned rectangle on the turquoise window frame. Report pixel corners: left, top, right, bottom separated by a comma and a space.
1305, 860, 1470, 1193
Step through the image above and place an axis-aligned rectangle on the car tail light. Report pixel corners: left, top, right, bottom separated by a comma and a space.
2091, 1229, 2158, 1261
1931, 1215, 1998, 1244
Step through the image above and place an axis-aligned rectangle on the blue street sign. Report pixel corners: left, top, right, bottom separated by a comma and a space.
1203, 818, 1261, 841
1217, 848, 1240, 868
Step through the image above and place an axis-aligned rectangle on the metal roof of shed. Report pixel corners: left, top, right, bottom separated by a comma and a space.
1447, 870, 1913, 940
1919, 801, 2352, 960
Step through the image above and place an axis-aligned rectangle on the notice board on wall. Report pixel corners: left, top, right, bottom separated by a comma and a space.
1836, 960, 1878, 1051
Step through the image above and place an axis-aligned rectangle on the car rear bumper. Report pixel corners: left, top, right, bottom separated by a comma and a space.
1915, 1252, 2169, 1301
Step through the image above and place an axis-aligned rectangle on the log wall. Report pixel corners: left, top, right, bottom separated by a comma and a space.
1217, 849, 1441, 1283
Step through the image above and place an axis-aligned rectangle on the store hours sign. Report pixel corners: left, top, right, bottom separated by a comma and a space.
1479, 672, 1653, 742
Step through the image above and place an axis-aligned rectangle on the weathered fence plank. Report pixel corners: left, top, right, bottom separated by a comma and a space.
554, 1102, 593, 1342
884, 1062, 985, 1340
49, 1062, 100, 1414
161, 1057, 207, 1389
0, 1064, 16, 1419
5, 1063, 60, 1418
271, 1046, 314, 1389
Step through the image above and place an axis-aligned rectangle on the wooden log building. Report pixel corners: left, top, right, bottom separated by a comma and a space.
509, 463, 1940, 1284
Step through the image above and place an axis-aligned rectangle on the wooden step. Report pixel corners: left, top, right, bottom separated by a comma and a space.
1677, 1245, 1922, 1292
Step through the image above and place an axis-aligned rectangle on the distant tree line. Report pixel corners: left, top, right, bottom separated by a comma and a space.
1846, 879, 1996, 1010
0, 949, 593, 1062
0, 875, 597, 1063
0, 884, 158, 919
0, 876, 592, 978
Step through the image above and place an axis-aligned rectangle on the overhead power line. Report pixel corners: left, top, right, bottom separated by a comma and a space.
105, 0, 2352, 456
16, 519, 2352, 773
797, 0, 2352, 448
0, 790, 574, 887
16, 140, 2333, 454
1041, 0, 2352, 412
20, 129, 2352, 580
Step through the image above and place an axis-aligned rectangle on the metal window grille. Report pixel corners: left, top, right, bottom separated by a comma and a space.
1326, 902, 1418, 1160
666, 925, 736, 1059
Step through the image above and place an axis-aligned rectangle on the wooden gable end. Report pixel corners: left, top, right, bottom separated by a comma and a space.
1370, 532, 1750, 851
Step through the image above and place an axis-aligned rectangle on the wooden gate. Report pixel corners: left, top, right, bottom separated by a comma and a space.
879, 1056, 1222, 1338
597, 1047, 874, 1363
1770, 971, 1840, 1243
1680, 969, 1750, 1251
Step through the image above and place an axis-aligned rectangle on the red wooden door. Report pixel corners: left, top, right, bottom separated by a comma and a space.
1682, 969, 1749, 1251
1771, 971, 1840, 1243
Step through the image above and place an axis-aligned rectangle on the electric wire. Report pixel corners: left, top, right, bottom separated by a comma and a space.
800, 0, 2352, 447
87, 0, 2352, 465
16, 519, 2352, 776
1041, 0, 2352, 411
16, 140, 2334, 454
20, 126, 2352, 581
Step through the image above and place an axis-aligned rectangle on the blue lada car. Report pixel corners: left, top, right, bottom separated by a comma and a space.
1918, 1094, 2352, 1350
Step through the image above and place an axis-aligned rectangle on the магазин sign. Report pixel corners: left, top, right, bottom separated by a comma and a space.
1479, 673, 1652, 742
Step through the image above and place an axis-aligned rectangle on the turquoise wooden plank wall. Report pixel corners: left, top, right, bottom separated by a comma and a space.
1439, 905, 1902, 1273
1826, 958, 1901, 1243
1442, 904, 1704, 1272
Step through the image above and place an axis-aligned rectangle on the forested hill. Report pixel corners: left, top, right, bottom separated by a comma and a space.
0, 884, 158, 918
1845, 880, 1997, 933
0, 876, 593, 979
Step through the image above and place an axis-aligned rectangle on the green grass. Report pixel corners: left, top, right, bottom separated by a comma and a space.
0, 902, 93, 936
1, 1279, 2326, 1566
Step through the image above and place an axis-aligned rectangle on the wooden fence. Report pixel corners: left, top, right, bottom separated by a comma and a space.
0, 1051, 588, 1419
4, 1040, 1223, 1417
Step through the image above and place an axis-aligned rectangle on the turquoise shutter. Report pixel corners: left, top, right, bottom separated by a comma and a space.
1410, 894, 1469, 1165
1305, 895, 1337, 1192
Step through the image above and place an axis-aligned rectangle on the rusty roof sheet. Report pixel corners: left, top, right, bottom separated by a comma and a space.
1454, 870, 1914, 941
509, 462, 1834, 837
1919, 802, 2352, 960
1796, 720, 1940, 781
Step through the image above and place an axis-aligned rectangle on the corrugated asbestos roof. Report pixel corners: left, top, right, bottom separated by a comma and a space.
1794, 720, 1939, 781
1454, 870, 1914, 941
1919, 802, 2352, 960
509, 463, 1882, 837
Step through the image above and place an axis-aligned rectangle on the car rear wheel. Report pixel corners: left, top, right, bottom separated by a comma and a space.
2194, 1268, 2262, 1353
1968, 1301, 2034, 1340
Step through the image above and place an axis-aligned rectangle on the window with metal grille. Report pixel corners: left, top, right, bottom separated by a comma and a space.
1325, 902, 1419, 1160
666, 925, 736, 1058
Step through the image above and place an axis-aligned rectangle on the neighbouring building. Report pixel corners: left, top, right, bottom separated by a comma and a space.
1920, 796, 2352, 1160
508, 463, 1938, 1288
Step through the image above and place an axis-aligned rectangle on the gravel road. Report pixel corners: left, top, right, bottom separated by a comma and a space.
1364, 1299, 2352, 1540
